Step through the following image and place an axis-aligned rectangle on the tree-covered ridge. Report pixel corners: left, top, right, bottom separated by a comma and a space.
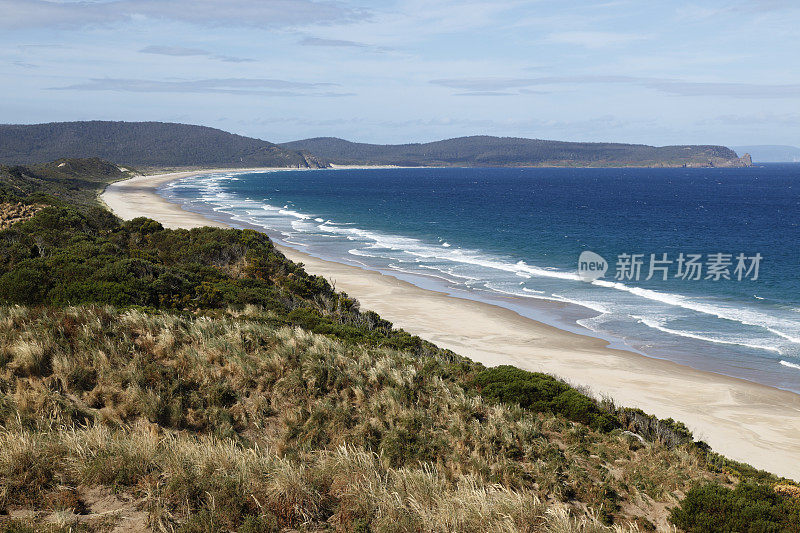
0, 121, 326, 169
280, 135, 750, 168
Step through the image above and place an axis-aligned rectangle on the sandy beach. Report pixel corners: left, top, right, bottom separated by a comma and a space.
102, 169, 800, 480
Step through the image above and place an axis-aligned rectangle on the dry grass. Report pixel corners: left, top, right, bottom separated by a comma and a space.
0, 305, 727, 531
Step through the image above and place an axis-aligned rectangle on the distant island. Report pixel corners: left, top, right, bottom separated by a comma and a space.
0, 121, 751, 169
282, 135, 752, 168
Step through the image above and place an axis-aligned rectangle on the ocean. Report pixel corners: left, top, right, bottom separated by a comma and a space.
160, 165, 800, 394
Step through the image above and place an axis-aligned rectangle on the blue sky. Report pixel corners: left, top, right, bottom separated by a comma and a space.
2, 0, 799, 146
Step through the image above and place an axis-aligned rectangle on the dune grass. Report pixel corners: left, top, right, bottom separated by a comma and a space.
0, 305, 753, 531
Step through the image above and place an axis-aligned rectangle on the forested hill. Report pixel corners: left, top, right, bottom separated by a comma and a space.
281, 135, 751, 168
0, 121, 327, 169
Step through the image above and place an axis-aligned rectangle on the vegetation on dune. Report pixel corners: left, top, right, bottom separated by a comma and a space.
0, 157, 130, 206
669, 483, 800, 533
472, 366, 620, 432
0, 305, 773, 531
0, 159, 797, 531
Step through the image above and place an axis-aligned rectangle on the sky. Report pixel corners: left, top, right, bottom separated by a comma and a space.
2, 0, 799, 146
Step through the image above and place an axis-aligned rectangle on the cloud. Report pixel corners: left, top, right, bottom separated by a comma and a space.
299, 36, 392, 53
17, 43, 63, 50
139, 45, 210, 56
702, 112, 800, 126
300, 37, 367, 48
0, 0, 367, 30
430, 76, 800, 99
677, 0, 800, 21
452, 91, 516, 97
545, 31, 649, 48
50, 77, 351, 97
430, 77, 554, 91
430, 76, 637, 91
643, 80, 800, 98
217, 55, 255, 63
139, 45, 254, 63
749, 0, 800, 10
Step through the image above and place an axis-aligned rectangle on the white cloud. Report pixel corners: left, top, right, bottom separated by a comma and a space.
139, 45, 254, 62
545, 30, 648, 48
300, 37, 367, 48
50, 77, 352, 97
0, 0, 366, 29
431, 75, 800, 99
140, 45, 210, 57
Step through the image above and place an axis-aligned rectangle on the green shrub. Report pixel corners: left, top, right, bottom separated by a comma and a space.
472, 366, 620, 432
670, 482, 800, 532
0, 267, 49, 304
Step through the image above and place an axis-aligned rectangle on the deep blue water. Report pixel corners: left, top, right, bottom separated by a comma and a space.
161, 164, 800, 393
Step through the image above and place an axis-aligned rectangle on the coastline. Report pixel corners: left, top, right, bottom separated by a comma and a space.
101, 169, 800, 480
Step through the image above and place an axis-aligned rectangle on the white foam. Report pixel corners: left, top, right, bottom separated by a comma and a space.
780, 360, 800, 370
347, 248, 379, 258
522, 288, 545, 294
387, 264, 459, 284
312, 221, 584, 282
279, 209, 311, 220
633, 316, 782, 354
550, 293, 610, 314
417, 264, 480, 281
593, 279, 800, 345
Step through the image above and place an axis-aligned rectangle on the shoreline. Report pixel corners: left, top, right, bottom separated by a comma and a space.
101, 168, 800, 480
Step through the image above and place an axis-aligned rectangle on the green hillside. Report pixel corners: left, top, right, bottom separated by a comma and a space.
0, 122, 326, 169
281, 135, 750, 168
0, 157, 131, 206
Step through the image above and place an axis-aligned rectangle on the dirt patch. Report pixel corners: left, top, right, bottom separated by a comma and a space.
1, 486, 149, 533
79, 486, 149, 532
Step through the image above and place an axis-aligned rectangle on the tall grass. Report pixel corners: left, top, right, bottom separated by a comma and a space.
0, 306, 734, 530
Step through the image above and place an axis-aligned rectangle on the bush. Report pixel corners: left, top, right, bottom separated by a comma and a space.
472, 366, 620, 432
670, 482, 800, 532
0, 267, 49, 304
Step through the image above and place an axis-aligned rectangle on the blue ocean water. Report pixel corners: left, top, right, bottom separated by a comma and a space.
161, 165, 800, 393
